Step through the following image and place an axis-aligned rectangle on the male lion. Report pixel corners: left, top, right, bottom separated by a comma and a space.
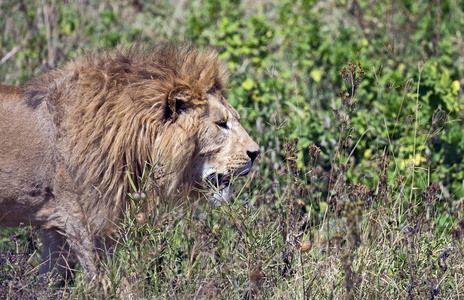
0, 44, 259, 281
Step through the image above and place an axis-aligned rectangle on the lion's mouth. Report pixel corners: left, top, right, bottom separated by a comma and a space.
205, 169, 250, 188
204, 173, 232, 205
203, 168, 252, 205
205, 173, 230, 189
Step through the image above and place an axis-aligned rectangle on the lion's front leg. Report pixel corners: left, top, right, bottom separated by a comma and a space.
64, 219, 100, 280
52, 165, 101, 280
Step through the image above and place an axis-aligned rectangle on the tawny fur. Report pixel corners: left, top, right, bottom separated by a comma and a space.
0, 43, 259, 280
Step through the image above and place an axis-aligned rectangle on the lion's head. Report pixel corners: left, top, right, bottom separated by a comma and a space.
146, 62, 260, 202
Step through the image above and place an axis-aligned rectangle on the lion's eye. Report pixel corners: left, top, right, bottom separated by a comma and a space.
217, 121, 228, 129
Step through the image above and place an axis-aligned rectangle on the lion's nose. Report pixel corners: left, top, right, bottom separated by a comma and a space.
247, 149, 260, 163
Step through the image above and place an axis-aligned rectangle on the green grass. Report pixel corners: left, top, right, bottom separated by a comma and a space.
1, 0, 464, 298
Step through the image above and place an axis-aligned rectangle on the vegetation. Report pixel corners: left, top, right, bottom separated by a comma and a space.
1, 0, 463, 298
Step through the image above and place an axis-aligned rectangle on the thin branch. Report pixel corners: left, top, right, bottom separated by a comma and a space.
0, 46, 20, 65
41, 0, 56, 68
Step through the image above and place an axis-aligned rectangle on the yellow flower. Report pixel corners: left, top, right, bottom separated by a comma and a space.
400, 154, 426, 167
452, 80, 460, 94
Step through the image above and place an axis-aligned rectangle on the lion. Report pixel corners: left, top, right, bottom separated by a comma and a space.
0, 43, 259, 281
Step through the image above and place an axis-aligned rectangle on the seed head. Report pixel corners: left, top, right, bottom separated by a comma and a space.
300, 240, 312, 253
132, 192, 141, 201
136, 212, 147, 225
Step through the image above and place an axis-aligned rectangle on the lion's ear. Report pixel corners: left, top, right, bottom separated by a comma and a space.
167, 86, 191, 122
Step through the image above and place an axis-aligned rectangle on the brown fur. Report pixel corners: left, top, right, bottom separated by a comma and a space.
0, 43, 259, 280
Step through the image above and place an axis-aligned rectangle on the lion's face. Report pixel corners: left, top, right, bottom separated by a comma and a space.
193, 92, 259, 200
